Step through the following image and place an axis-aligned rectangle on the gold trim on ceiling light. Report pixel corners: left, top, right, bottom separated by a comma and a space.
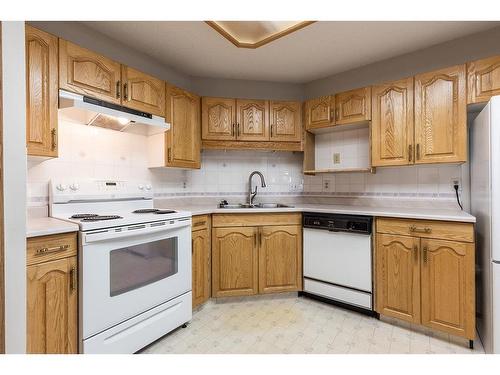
205, 21, 316, 49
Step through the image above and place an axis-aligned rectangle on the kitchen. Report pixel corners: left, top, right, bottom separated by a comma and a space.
1, 3, 500, 372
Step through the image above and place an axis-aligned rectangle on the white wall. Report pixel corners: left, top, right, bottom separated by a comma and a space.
2, 21, 27, 353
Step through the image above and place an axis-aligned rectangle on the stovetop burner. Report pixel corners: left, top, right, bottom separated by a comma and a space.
133, 209, 160, 214
80, 215, 123, 222
70, 214, 98, 219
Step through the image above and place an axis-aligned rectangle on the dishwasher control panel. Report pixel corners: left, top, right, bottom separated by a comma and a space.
303, 213, 373, 234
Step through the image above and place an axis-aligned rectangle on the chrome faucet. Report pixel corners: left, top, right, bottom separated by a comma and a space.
248, 171, 267, 206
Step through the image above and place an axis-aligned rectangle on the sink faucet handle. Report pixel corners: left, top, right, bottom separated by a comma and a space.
219, 199, 228, 207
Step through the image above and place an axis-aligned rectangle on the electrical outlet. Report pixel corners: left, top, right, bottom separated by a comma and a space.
323, 179, 331, 190
452, 177, 461, 191
333, 153, 341, 164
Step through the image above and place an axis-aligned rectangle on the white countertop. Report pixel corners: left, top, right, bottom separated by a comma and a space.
27, 217, 80, 238
157, 203, 476, 223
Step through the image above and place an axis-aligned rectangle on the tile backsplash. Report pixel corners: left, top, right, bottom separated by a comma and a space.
27, 118, 467, 207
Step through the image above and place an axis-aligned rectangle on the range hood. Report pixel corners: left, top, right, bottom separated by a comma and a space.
58, 90, 169, 136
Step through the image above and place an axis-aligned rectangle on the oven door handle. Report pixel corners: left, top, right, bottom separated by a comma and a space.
83, 219, 191, 244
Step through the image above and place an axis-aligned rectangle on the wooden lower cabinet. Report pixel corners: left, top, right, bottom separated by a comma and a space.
259, 225, 302, 294
375, 218, 475, 340
192, 215, 211, 308
27, 256, 78, 354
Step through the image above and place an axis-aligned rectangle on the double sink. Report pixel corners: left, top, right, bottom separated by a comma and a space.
218, 202, 293, 209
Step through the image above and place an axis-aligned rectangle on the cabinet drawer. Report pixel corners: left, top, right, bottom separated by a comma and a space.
192, 215, 210, 231
376, 218, 474, 243
27, 232, 78, 266
212, 213, 302, 228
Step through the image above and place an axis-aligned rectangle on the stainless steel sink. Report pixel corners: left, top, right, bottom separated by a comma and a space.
218, 201, 293, 209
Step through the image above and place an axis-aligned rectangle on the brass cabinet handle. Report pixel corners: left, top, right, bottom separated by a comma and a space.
116, 80, 121, 99
259, 228, 263, 247
335, 108, 339, 121
416, 143, 421, 160
409, 225, 432, 233
167, 147, 172, 162
123, 83, 129, 101
270, 124, 273, 138
237, 123, 240, 137
423, 246, 428, 263
69, 267, 77, 292
50, 128, 57, 151
232, 123, 235, 137
408, 144, 413, 162
36, 244, 69, 255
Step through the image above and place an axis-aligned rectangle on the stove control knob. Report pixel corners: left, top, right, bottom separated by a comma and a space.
56, 184, 67, 192
70, 183, 80, 191
145, 184, 152, 191
138, 184, 145, 190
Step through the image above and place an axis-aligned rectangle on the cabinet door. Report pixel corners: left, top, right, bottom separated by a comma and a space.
59, 39, 121, 104
305, 96, 333, 130
165, 85, 201, 168
25, 26, 58, 158
421, 239, 475, 339
258, 225, 302, 294
27, 257, 77, 354
371, 78, 414, 167
122, 66, 165, 116
414, 65, 467, 164
375, 234, 420, 323
335, 87, 371, 125
212, 227, 258, 297
269, 101, 302, 142
192, 227, 211, 308
236, 99, 269, 141
201, 97, 236, 140
467, 55, 500, 104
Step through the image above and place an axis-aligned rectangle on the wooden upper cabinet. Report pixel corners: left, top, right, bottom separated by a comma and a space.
375, 233, 421, 324
236, 99, 269, 141
269, 101, 302, 142
201, 97, 236, 141
305, 95, 334, 130
25, 26, 59, 158
165, 85, 201, 168
27, 257, 78, 354
371, 78, 414, 167
467, 55, 500, 104
335, 87, 371, 125
420, 239, 475, 339
414, 65, 467, 164
258, 225, 302, 294
122, 65, 165, 117
59, 39, 121, 104
192, 221, 211, 309
212, 226, 258, 297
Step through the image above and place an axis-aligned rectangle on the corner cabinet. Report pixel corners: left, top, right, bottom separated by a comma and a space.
25, 26, 59, 158
165, 85, 201, 169
211, 213, 302, 298
192, 215, 211, 308
414, 65, 467, 164
467, 55, 500, 104
26, 233, 78, 354
375, 218, 475, 341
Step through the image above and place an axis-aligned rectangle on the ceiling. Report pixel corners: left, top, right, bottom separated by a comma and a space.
82, 21, 500, 83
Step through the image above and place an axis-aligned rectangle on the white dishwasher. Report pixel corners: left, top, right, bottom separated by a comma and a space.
303, 213, 373, 313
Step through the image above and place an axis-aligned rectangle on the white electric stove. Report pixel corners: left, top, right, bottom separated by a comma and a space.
50, 180, 193, 354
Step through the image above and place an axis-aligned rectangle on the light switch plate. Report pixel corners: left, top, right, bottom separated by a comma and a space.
333, 153, 341, 164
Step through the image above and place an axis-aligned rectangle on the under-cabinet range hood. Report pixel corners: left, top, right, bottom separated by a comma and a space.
58, 90, 169, 136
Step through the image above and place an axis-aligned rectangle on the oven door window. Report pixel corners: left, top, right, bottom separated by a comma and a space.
110, 237, 178, 297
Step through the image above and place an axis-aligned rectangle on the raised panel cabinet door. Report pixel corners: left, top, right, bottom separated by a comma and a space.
192, 227, 211, 308
27, 256, 77, 354
414, 65, 467, 164
166, 85, 201, 168
212, 226, 258, 297
467, 55, 500, 104
201, 97, 236, 140
269, 101, 302, 142
25, 26, 58, 158
371, 78, 414, 167
375, 234, 421, 323
236, 99, 269, 141
258, 225, 302, 294
335, 87, 371, 125
420, 239, 475, 339
122, 66, 165, 116
305, 96, 333, 130
59, 39, 121, 104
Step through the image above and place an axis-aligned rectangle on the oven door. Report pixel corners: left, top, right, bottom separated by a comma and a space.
80, 218, 191, 339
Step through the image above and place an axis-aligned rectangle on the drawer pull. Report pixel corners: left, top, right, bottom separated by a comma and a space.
36, 244, 69, 255
409, 225, 432, 233
193, 221, 206, 228
70, 267, 77, 292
